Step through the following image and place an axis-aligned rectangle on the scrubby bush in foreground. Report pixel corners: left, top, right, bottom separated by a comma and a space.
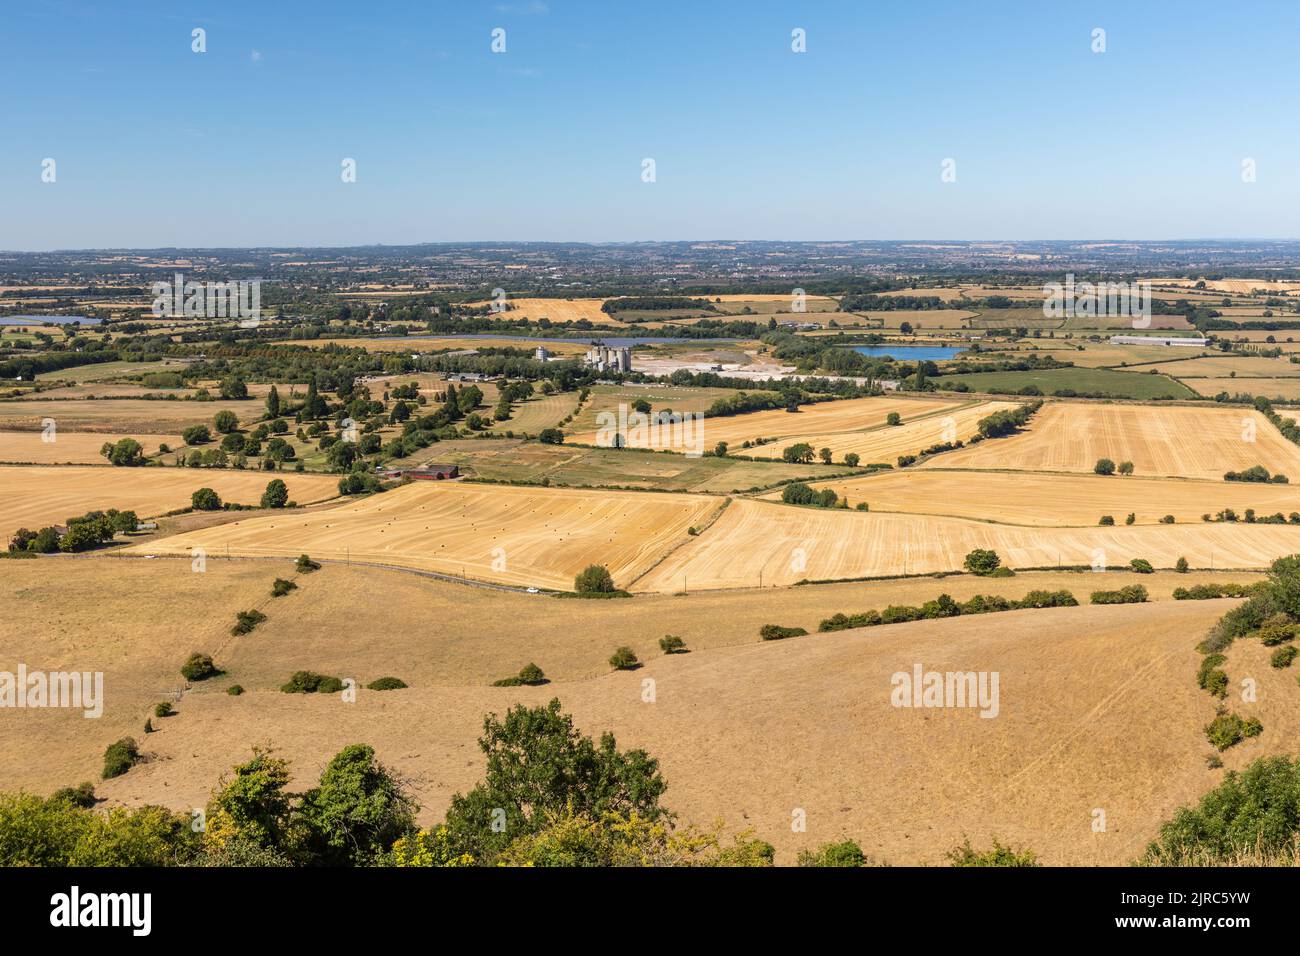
1142, 755, 1300, 865
367, 677, 409, 691
181, 653, 218, 681
281, 671, 344, 694
759, 624, 808, 641
102, 737, 140, 780
1204, 713, 1263, 751
1089, 585, 1148, 605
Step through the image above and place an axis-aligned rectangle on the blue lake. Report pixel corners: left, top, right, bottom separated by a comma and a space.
851, 345, 965, 361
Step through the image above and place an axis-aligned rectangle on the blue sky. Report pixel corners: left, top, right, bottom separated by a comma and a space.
2, 0, 1299, 249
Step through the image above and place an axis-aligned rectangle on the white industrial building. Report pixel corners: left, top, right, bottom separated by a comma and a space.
584, 344, 632, 373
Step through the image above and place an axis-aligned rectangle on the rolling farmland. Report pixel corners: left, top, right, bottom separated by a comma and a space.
127, 481, 725, 591
783, 469, 1300, 526
636, 498, 1300, 591
923, 402, 1300, 480
0, 430, 183, 464
0, 466, 340, 539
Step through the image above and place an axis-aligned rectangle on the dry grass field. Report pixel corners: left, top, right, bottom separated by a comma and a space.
1182, 377, 1300, 399
568, 394, 977, 453
465, 297, 611, 325
565, 384, 739, 435
4, 557, 1283, 864
923, 402, 1300, 480
749, 401, 1020, 465
781, 469, 1300, 526
1146, 355, 1300, 378
122, 480, 1300, 592
0, 398, 266, 433
0, 430, 183, 464
487, 390, 581, 434
127, 481, 724, 591
636, 498, 1300, 591
0, 465, 340, 540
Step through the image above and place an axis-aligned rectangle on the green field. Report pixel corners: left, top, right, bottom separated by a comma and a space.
934, 366, 1198, 400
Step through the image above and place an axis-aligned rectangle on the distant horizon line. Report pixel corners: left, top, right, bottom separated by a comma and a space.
6, 237, 1300, 255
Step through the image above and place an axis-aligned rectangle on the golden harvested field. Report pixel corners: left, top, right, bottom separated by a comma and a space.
54, 597, 1288, 863
1146, 355, 1300, 378
0, 465, 340, 540
566, 384, 738, 434
1182, 377, 1300, 399
780, 469, 1300, 526
487, 390, 581, 434
129, 481, 725, 591
0, 430, 182, 464
750, 401, 1020, 465
922, 402, 1300, 481
569, 394, 975, 452
0, 398, 266, 433
636, 498, 1300, 591
468, 297, 611, 325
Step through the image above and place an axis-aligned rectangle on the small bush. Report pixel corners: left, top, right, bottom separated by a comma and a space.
295, 553, 321, 573
1129, 558, 1154, 574
1090, 585, 1148, 605
280, 670, 343, 694
1271, 646, 1298, 669
51, 782, 97, 809
659, 635, 687, 654
1257, 616, 1297, 646
102, 737, 140, 779
759, 624, 808, 641
230, 609, 267, 636
1094, 458, 1116, 476
180, 653, 218, 681
1098, 515, 1115, 526
271, 577, 297, 597
153, 702, 173, 719
797, 839, 867, 867
1175, 556, 1189, 572
191, 487, 222, 511
609, 646, 639, 670
946, 837, 1039, 867
492, 664, 547, 687
226, 685, 244, 696
1204, 713, 1263, 751
367, 676, 409, 691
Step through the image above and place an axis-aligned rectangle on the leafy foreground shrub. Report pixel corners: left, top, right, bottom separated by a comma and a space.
1196, 654, 1229, 699
759, 624, 808, 641
609, 647, 639, 670
946, 837, 1039, 867
231, 609, 267, 636
367, 677, 409, 691
1090, 585, 1148, 605
493, 664, 547, 687
51, 782, 97, 809
1129, 558, 1154, 574
797, 839, 868, 867
659, 635, 687, 654
280, 671, 344, 694
226, 685, 244, 696
153, 702, 173, 719
180, 653, 219, 681
102, 737, 140, 780
1257, 615, 1297, 646
1271, 645, 1298, 669
1204, 713, 1263, 751
1142, 755, 1300, 865
295, 553, 321, 573
271, 577, 297, 597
